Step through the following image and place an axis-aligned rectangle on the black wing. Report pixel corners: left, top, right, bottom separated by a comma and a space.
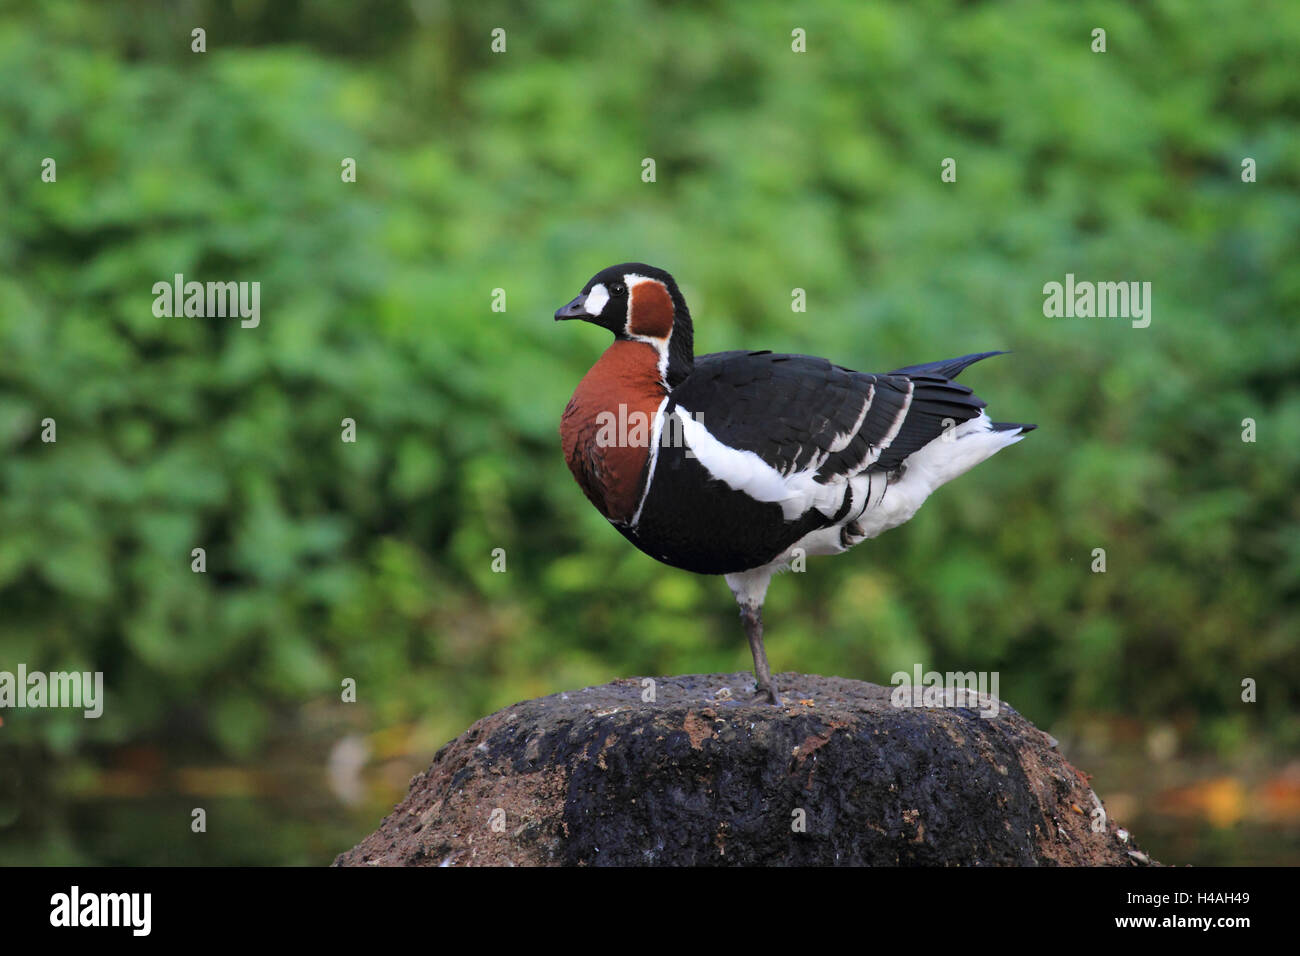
669, 350, 1001, 483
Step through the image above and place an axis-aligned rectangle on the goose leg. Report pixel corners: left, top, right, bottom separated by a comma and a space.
739, 603, 781, 704
725, 568, 781, 705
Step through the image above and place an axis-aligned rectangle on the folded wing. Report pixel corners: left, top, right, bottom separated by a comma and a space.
669, 350, 1000, 506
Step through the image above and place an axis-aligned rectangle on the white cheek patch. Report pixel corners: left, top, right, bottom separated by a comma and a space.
584, 283, 610, 315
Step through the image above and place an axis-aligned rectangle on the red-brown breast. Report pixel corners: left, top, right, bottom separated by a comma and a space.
560, 340, 668, 523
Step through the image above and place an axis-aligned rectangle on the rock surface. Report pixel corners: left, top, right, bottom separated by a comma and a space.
334, 673, 1156, 866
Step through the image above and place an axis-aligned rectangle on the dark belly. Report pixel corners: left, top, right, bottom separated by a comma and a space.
618, 444, 828, 575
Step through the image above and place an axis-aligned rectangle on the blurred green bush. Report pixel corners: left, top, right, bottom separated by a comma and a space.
0, 0, 1297, 863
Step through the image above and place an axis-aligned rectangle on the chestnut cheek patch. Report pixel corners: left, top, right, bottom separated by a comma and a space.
628, 281, 674, 338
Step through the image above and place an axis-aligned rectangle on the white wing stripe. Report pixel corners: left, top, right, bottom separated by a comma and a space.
824, 386, 873, 454
676, 407, 800, 506
877, 380, 914, 453
630, 396, 671, 527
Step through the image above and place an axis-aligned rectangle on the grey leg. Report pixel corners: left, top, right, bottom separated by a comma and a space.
739, 604, 781, 705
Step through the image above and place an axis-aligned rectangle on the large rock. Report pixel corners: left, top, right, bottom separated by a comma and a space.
334, 673, 1155, 866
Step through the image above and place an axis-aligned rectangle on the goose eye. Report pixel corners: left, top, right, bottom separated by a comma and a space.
611, 282, 627, 296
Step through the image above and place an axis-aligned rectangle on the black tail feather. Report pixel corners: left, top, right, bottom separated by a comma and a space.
889, 350, 1008, 380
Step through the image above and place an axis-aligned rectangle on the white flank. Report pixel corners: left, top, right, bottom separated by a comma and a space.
854, 412, 1025, 539
677, 396, 1026, 535
741, 413, 1029, 572
676, 408, 800, 508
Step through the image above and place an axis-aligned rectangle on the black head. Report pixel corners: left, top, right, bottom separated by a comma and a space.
555, 262, 695, 387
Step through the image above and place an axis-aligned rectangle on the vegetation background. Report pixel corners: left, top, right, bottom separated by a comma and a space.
1, 0, 1297, 866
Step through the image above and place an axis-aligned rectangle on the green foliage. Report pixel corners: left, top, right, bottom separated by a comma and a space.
0, 0, 1297, 864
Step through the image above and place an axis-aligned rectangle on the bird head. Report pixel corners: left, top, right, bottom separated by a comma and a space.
555, 262, 694, 386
